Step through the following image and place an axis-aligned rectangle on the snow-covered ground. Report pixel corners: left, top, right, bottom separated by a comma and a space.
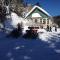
0, 12, 60, 60
0, 28, 60, 60
38, 28, 60, 42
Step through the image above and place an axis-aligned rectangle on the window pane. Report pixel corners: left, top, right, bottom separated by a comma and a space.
35, 19, 37, 23
43, 19, 46, 24
40, 19, 42, 23
47, 19, 49, 24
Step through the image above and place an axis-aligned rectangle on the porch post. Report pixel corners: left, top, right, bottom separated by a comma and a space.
42, 18, 43, 28
42, 18, 43, 24
46, 18, 47, 27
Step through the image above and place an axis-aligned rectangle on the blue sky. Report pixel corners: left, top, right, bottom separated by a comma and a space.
24, 0, 60, 16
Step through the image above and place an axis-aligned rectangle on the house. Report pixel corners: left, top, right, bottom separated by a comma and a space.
24, 5, 53, 29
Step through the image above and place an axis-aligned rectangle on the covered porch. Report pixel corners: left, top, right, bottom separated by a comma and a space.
26, 17, 52, 29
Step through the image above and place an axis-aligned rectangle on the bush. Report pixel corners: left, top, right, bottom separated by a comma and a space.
23, 29, 38, 39
8, 23, 22, 38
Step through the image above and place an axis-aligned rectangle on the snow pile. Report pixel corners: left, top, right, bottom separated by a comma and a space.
57, 28, 60, 33
10, 12, 30, 35
38, 28, 60, 42
38, 32, 52, 42
11, 12, 28, 28
37, 29, 47, 33
11, 12, 22, 27
22, 26, 29, 34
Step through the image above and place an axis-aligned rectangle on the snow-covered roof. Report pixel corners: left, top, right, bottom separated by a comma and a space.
25, 5, 51, 18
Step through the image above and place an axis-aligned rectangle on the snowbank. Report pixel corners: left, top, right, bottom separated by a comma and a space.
11, 12, 22, 27
38, 28, 60, 42
11, 12, 28, 28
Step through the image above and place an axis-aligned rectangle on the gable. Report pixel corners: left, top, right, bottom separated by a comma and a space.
27, 8, 49, 18
25, 5, 51, 18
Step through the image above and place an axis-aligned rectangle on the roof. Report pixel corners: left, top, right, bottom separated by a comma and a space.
25, 5, 51, 18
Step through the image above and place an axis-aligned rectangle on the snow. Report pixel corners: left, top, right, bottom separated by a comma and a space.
11, 12, 22, 27
22, 26, 29, 34
7, 52, 12, 57
32, 13, 42, 18
24, 56, 31, 60
10, 12, 29, 29
38, 28, 60, 42
37, 28, 60, 54
0, 31, 6, 38
37, 29, 47, 33
57, 28, 60, 33
49, 43, 56, 48
30, 49, 33, 52
54, 49, 60, 53
10, 58, 14, 60
14, 45, 25, 50
0, 31, 60, 60
0, 11, 60, 59
0, 23, 4, 29
21, 45, 25, 48
14, 46, 21, 50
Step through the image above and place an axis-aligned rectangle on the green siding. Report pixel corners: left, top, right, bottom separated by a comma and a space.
27, 8, 49, 18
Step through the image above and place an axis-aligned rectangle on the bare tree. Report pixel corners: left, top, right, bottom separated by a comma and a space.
0, 4, 6, 28
10, 0, 24, 16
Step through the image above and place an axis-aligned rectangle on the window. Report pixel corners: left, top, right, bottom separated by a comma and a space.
43, 19, 46, 24
35, 19, 37, 23
47, 19, 49, 24
40, 19, 42, 23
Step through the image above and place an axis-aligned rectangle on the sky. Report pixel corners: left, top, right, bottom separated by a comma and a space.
24, 0, 60, 16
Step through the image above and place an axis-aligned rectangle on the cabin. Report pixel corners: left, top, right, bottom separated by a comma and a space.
25, 5, 53, 29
